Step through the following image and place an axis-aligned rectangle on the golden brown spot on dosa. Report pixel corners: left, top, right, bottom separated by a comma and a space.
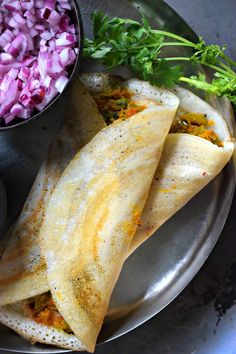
80, 178, 119, 262
73, 272, 104, 327
159, 185, 176, 193
132, 205, 142, 226
92, 208, 109, 260
0, 263, 46, 285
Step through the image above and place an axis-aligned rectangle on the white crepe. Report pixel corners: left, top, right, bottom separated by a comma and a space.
78, 74, 233, 254
0, 79, 106, 305
0, 78, 179, 351
129, 86, 234, 254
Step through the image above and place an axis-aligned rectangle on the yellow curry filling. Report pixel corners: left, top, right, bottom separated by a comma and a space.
94, 88, 223, 147
170, 111, 223, 147
93, 87, 147, 124
24, 292, 72, 333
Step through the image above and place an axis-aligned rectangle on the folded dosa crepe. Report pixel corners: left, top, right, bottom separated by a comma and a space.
0, 80, 106, 305
130, 86, 234, 254
79, 73, 233, 255
0, 78, 178, 307
0, 80, 179, 351
0, 299, 86, 351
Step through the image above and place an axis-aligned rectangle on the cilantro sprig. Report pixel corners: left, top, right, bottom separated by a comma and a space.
84, 12, 236, 104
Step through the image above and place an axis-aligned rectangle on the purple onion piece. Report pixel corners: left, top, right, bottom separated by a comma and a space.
0, 0, 78, 124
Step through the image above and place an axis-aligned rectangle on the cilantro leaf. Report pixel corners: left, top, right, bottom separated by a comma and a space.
84, 11, 236, 104
191, 37, 226, 65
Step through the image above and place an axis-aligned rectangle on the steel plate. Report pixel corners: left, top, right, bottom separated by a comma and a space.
0, 0, 235, 352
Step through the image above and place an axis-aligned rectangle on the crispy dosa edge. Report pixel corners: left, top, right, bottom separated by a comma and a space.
0, 303, 85, 351
129, 87, 234, 254
40, 103, 178, 352
0, 77, 179, 352
0, 79, 106, 306
79, 74, 234, 255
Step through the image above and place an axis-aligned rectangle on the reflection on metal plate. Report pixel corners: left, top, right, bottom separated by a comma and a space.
0, 0, 235, 352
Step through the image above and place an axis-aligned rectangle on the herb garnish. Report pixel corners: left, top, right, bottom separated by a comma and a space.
84, 12, 236, 104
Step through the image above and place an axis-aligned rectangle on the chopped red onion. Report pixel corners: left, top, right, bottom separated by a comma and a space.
0, 0, 78, 124
18, 67, 30, 81
45, 0, 56, 10
59, 47, 75, 66
1, 29, 14, 42
0, 53, 13, 64
44, 75, 52, 88
7, 68, 19, 79
4, 0, 21, 11
36, 85, 57, 110
35, 24, 45, 32
67, 24, 75, 34
18, 108, 31, 119
55, 74, 68, 93
43, 9, 61, 26
13, 13, 26, 27
0, 79, 18, 117
29, 28, 39, 38
21, 1, 34, 11
0, 37, 7, 48
58, 2, 71, 10
8, 17, 18, 28
58, 14, 70, 32
40, 31, 53, 40
24, 33, 34, 51
55, 32, 75, 47
24, 10, 36, 22
35, 0, 44, 9
48, 39, 56, 51
4, 112, 16, 124
26, 19, 34, 29
19, 91, 31, 107
10, 103, 23, 115
0, 64, 12, 75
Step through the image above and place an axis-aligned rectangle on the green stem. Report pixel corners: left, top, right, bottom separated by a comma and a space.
221, 53, 236, 67
219, 62, 236, 75
130, 42, 163, 50
178, 76, 217, 92
130, 42, 194, 51
152, 30, 195, 46
162, 42, 195, 47
200, 61, 234, 76
164, 57, 235, 78
166, 56, 233, 77
164, 57, 191, 61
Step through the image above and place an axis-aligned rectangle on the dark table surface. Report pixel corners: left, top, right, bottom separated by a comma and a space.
94, 1, 236, 354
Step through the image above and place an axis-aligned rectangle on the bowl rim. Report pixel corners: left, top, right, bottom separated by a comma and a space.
0, 0, 84, 132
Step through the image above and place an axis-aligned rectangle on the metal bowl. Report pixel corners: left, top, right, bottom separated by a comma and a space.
0, 0, 84, 131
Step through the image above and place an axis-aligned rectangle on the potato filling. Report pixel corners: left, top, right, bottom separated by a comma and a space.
94, 87, 223, 147
93, 87, 147, 124
24, 291, 72, 333
170, 112, 223, 147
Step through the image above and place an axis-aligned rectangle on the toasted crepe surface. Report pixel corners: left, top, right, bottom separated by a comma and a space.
0, 303, 85, 351
1, 75, 232, 352
79, 75, 234, 255
128, 87, 234, 254
0, 79, 106, 305
40, 97, 178, 351
0, 76, 178, 351
0, 76, 179, 306
129, 132, 233, 254
1, 74, 233, 308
